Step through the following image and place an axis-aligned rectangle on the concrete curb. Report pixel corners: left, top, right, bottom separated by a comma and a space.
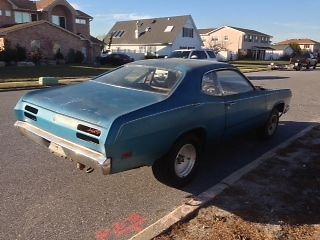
130, 120, 320, 240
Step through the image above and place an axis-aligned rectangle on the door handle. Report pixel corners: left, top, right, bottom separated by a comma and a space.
226, 101, 236, 109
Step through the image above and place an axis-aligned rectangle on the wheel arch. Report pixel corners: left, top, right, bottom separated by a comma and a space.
273, 101, 285, 113
176, 127, 207, 147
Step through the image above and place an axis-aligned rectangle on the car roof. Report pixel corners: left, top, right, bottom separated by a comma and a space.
127, 58, 233, 72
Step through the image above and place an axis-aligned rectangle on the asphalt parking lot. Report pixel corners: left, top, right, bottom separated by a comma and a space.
0, 69, 320, 240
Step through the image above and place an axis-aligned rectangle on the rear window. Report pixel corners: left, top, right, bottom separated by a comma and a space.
94, 65, 183, 95
168, 51, 190, 59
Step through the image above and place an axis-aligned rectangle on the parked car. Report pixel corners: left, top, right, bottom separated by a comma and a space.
168, 49, 218, 61
100, 53, 134, 66
14, 59, 292, 187
290, 52, 317, 71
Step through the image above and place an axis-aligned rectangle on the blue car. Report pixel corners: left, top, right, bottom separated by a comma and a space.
14, 59, 292, 187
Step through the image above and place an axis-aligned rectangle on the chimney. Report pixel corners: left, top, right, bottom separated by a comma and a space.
135, 21, 139, 39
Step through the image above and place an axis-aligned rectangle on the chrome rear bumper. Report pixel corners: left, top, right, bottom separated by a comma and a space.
14, 121, 111, 175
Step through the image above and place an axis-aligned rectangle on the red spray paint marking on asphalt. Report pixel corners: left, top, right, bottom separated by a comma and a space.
96, 213, 145, 240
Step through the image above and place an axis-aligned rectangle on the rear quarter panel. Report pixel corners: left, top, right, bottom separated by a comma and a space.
265, 89, 292, 113
106, 69, 226, 174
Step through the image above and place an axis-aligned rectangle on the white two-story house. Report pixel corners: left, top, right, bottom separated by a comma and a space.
104, 15, 203, 57
199, 26, 273, 60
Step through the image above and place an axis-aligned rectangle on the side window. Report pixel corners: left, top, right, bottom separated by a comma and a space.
191, 51, 207, 59
201, 71, 222, 96
206, 50, 216, 58
217, 70, 253, 96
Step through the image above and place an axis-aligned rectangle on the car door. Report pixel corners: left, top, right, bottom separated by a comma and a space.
200, 71, 226, 143
215, 70, 267, 135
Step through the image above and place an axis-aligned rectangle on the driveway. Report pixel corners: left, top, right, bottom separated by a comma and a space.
0, 69, 319, 240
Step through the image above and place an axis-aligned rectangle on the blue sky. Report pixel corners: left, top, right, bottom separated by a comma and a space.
70, 0, 320, 43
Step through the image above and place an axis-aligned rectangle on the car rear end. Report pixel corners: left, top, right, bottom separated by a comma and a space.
15, 100, 111, 174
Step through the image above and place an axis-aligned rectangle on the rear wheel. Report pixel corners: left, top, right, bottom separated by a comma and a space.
152, 134, 201, 187
313, 63, 317, 70
258, 108, 279, 139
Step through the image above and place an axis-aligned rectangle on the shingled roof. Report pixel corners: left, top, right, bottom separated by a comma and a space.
269, 44, 294, 51
76, 10, 92, 19
104, 15, 194, 45
277, 38, 320, 45
8, 0, 87, 15
198, 28, 216, 35
9, 0, 37, 10
228, 26, 271, 37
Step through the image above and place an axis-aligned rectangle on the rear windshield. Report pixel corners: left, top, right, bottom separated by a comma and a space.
94, 65, 183, 94
168, 51, 190, 59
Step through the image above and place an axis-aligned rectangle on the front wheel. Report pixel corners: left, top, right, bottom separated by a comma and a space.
313, 63, 317, 70
152, 134, 201, 187
258, 108, 279, 140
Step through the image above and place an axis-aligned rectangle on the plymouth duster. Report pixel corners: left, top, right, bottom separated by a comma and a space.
14, 59, 292, 187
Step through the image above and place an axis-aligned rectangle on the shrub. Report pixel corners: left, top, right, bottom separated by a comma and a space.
0, 44, 26, 62
15, 44, 27, 61
29, 50, 42, 64
67, 48, 76, 63
54, 49, 64, 60
74, 50, 84, 63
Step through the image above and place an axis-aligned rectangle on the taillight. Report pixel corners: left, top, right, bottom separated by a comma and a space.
77, 124, 101, 137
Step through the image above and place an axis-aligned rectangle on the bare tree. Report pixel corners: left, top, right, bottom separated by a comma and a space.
205, 37, 232, 53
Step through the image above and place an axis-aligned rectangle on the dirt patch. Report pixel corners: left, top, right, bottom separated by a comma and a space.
155, 126, 320, 240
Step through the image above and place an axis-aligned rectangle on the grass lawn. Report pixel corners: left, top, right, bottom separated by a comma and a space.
0, 64, 114, 82
231, 60, 289, 65
0, 60, 289, 84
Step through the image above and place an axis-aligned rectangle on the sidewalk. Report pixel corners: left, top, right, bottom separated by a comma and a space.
155, 125, 320, 240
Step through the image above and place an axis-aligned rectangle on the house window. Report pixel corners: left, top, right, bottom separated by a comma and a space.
182, 27, 193, 38
5, 10, 11, 17
0, 10, 2, 16
52, 15, 66, 28
31, 40, 40, 51
164, 26, 174, 32
113, 30, 126, 38
224, 35, 229, 41
139, 46, 146, 53
53, 43, 61, 54
31, 14, 37, 22
254, 35, 259, 42
75, 18, 86, 24
304, 44, 310, 49
0, 38, 4, 51
212, 36, 218, 42
14, 11, 31, 23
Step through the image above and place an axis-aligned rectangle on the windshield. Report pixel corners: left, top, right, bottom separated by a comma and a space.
94, 65, 183, 94
168, 51, 190, 59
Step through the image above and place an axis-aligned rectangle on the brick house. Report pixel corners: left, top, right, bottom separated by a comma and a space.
199, 26, 273, 60
0, 0, 103, 63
